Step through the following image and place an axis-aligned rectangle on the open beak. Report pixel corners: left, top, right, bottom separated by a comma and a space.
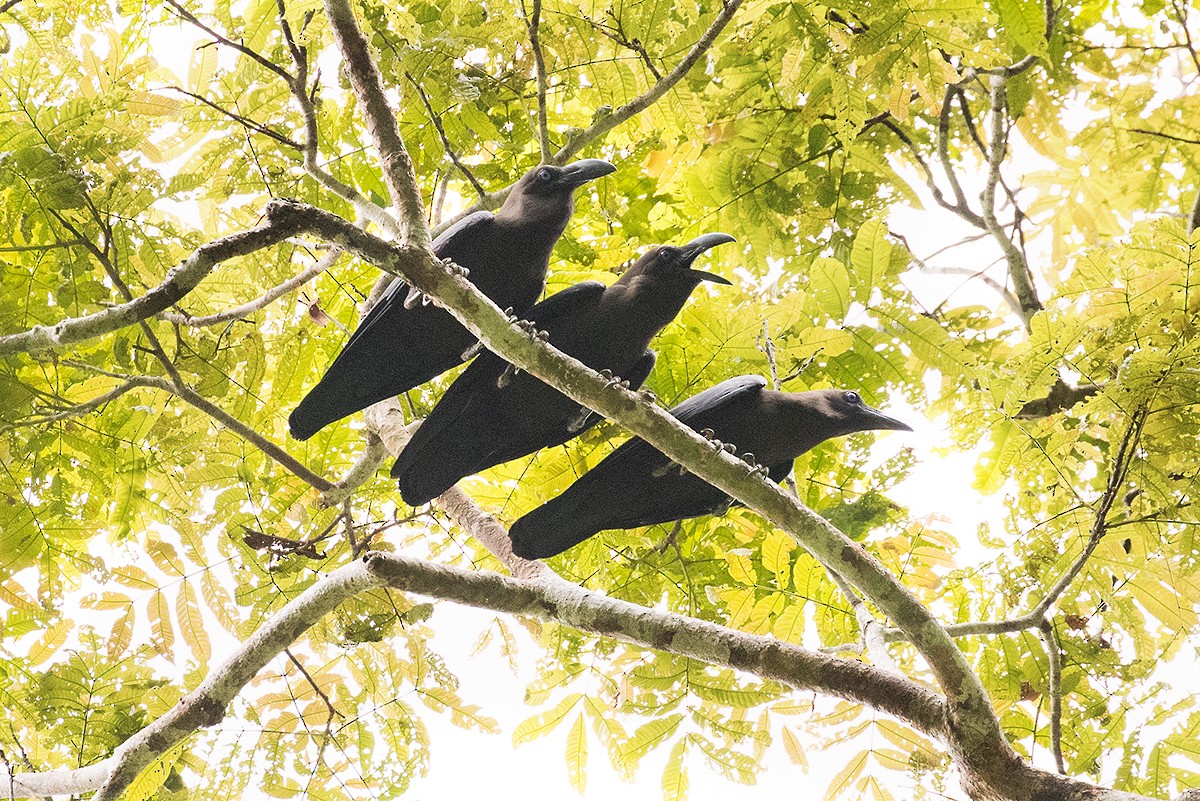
559, 158, 617, 188
681, 232, 736, 285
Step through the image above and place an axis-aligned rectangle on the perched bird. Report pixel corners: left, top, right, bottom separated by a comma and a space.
508, 376, 912, 560
288, 158, 617, 441
390, 232, 737, 506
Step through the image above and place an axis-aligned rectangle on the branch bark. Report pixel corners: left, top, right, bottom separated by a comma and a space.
0, 200, 310, 356
323, 0, 429, 248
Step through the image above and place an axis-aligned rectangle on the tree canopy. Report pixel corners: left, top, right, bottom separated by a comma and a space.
2, 0, 1200, 799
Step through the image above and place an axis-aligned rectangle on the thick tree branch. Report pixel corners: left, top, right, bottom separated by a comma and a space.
2, 554, 953, 801
552, 0, 743, 163
1039, 618, 1066, 774
283, 197, 1013, 773
323, 0, 430, 248
0, 200, 310, 356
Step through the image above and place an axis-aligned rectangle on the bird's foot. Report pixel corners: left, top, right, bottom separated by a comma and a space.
502, 306, 519, 323
741, 452, 757, 467
720, 442, 737, 454
699, 429, 724, 451
597, 368, 614, 381
751, 464, 771, 477
566, 407, 592, 433
461, 341, 484, 361
652, 461, 685, 478
497, 364, 521, 388
403, 287, 425, 309
638, 388, 658, 403
441, 257, 469, 278
534, 329, 551, 342
515, 319, 538, 336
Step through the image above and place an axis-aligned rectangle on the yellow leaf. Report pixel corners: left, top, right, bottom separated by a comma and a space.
760, 529, 794, 588
148, 589, 174, 657
28, 621, 71, 666
772, 603, 804, 644
723, 551, 756, 585
178, 580, 211, 662
781, 727, 808, 767
128, 91, 181, 117
513, 693, 581, 745
662, 738, 688, 801
107, 605, 134, 660
82, 591, 131, 610
565, 713, 588, 792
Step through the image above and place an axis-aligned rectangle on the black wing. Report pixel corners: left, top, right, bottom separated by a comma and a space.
288, 213, 494, 440
390, 281, 608, 504
508, 375, 767, 559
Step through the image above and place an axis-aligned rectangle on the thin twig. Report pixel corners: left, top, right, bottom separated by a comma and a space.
405, 74, 488, 198
979, 74, 1041, 328
163, 0, 293, 82
552, 0, 744, 163
523, 0, 552, 161
166, 86, 302, 150
159, 246, 343, 327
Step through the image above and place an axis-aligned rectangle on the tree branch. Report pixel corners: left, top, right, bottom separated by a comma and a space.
405, 74, 488, 199
0, 200, 311, 356
159, 246, 342, 328
523, 0, 552, 161
162, 0, 293, 83
552, 0, 744, 164
1039, 618, 1066, 774
979, 75, 1042, 328
323, 0, 430, 248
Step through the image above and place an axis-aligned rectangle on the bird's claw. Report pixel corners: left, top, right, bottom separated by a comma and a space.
700, 428, 717, 441
638, 388, 658, 403
403, 287, 424, 309
516, 319, 538, 335
441, 257, 469, 278
497, 364, 520, 388
751, 464, 771, 477
721, 442, 737, 454
652, 461, 682, 478
502, 306, 519, 323
741, 452, 758, 467
598, 368, 614, 381
535, 329, 551, 341
461, 341, 484, 361
566, 407, 592, 433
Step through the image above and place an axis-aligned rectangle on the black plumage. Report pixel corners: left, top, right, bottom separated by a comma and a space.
508, 376, 912, 560
390, 232, 737, 506
288, 159, 616, 441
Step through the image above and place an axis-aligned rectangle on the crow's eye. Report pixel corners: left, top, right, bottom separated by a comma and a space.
842, 391, 861, 404
536, 168, 555, 183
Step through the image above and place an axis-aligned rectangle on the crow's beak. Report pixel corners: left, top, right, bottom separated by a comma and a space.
861, 405, 913, 432
681, 232, 736, 285
559, 158, 617, 187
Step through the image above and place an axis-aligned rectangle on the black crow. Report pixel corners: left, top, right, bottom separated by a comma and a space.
390, 233, 737, 505
289, 159, 616, 440
508, 376, 911, 559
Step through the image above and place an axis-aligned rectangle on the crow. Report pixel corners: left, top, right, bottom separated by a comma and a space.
390, 233, 737, 505
508, 375, 912, 559
288, 158, 616, 440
